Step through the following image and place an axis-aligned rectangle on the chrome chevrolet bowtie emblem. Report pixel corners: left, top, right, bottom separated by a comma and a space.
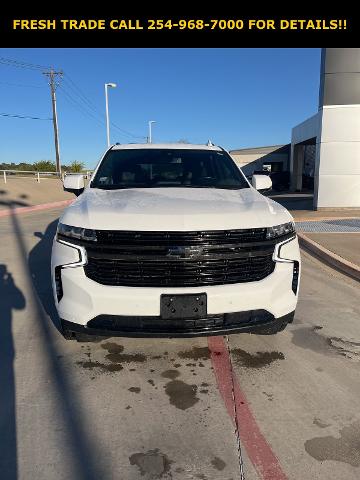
167, 246, 203, 258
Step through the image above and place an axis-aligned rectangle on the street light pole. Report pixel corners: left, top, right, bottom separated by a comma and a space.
105, 82, 117, 147
148, 120, 156, 143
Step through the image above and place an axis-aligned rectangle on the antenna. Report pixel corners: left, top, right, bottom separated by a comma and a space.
206, 140, 214, 146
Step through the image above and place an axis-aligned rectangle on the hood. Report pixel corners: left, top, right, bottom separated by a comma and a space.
60, 187, 293, 231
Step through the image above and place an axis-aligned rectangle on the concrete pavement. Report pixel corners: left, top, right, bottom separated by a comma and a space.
1, 207, 360, 479
0, 178, 73, 210
305, 233, 360, 266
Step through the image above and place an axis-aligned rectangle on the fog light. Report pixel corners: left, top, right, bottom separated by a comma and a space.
292, 261, 299, 294
55, 266, 63, 302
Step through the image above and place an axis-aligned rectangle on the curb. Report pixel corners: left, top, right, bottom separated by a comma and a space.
297, 232, 360, 282
0, 199, 73, 218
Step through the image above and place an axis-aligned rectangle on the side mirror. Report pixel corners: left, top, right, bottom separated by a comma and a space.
63, 174, 85, 196
252, 174, 272, 192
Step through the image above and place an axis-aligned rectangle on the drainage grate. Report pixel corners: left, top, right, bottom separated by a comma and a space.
296, 219, 360, 233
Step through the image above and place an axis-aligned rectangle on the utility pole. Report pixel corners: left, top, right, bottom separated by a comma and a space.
43, 68, 63, 176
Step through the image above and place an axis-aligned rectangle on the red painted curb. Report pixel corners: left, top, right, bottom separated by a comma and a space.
0, 199, 73, 218
208, 336, 288, 480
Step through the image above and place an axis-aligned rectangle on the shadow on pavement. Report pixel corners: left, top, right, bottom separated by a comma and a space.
28, 218, 62, 334
3, 206, 107, 480
0, 264, 26, 480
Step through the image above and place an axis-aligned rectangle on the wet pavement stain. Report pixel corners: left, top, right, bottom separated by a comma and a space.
129, 449, 173, 478
101, 343, 147, 364
161, 370, 180, 380
211, 456, 226, 471
76, 360, 124, 373
165, 380, 199, 410
291, 326, 360, 360
178, 346, 211, 361
327, 337, 360, 359
313, 417, 331, 428
101, 342, 124, 354
231, 348, 285, 368
128, 387, 141, 393
305, 421, 360, 467
263, 391, 274, 401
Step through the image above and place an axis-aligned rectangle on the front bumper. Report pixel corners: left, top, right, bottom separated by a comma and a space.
51, 235, 301, 334
62, 311, 295, 338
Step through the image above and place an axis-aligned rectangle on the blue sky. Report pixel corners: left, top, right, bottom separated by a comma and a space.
0, 48, 321, 169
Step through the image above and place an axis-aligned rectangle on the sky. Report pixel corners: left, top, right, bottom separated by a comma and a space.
0, 48, 321, 169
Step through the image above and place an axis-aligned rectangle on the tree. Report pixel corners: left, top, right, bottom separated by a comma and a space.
33, 160, 56, 172
68, 160, 85, 173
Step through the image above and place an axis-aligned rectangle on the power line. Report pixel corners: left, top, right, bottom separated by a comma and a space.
0, 81, 44, 88
58, 85, 106, 127
63, 74, 146, 140
0, 112, 52, 120
1, 55, 147, 141
62, 75, 101, 115
59, 83, 146, 142
0, 56, 51, 71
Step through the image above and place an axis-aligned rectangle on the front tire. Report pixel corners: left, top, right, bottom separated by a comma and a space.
61, 320, 76, 340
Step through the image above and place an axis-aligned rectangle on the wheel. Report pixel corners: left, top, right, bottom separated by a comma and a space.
61, 320, 76, 340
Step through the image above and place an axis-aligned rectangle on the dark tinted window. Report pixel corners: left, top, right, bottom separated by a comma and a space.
91, 149, 249, 190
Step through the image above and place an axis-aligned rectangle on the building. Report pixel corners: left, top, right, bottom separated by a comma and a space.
230, 144, 290, 177
231, 48, 360, 210
291, 48, 360, 209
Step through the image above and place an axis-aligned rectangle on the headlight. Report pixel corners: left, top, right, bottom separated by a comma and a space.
266, 221, 295, 240
57, 223, 97, 242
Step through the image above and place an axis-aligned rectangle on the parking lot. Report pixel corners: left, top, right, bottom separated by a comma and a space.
1, 207, 360, 480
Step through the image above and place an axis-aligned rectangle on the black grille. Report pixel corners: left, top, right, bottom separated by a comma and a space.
83, 229, 276, 287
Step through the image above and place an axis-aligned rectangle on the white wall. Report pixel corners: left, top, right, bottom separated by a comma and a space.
291, 113, 320, 145
315, 105, 360, 208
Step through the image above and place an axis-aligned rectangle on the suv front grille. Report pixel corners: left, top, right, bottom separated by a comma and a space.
83, 229, 276, 287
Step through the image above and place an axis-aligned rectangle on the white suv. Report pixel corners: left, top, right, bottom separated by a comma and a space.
51, 143, 300, 340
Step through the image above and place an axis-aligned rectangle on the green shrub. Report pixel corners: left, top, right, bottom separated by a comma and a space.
68, 160, 85, 173
33, 160, 56, 172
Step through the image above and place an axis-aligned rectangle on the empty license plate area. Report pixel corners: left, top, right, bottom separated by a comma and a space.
160, 293, 207, 320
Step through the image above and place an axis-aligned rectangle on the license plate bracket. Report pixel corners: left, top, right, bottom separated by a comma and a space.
160, 293, 207, 320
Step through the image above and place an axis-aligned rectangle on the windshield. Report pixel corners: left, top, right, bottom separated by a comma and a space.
91, 148, 249, 190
